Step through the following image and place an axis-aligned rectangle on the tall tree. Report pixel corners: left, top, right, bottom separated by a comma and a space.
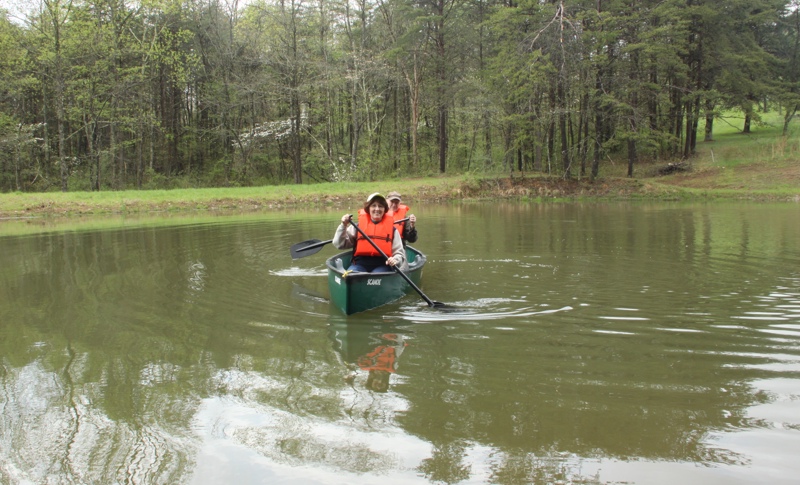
377, 0, 428, 171
776, 0, 800, 134
36, 0, 73, 191
1, 0, 797, 191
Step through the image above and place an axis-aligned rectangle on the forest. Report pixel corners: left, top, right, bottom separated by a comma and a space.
0, 0, 798, 192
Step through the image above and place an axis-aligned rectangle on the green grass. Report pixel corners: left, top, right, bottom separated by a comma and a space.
0, 177, 473, 218
700, 111, 799, 166
641, 111, 800, 196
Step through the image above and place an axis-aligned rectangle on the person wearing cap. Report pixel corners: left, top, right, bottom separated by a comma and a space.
333, 193, 407, 273
386, 191, 417, 244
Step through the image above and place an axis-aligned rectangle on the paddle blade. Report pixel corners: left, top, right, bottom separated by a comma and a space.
290, 239, 331, 259
428, 301, 464, 312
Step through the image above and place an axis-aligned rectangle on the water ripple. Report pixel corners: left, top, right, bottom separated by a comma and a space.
272, 268, 327, 277
392, 304, 574, 323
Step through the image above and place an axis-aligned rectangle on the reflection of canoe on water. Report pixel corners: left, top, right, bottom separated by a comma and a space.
325, 246, 427, 315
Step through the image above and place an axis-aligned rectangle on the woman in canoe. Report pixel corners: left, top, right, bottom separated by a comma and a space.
333, 193, 408, 273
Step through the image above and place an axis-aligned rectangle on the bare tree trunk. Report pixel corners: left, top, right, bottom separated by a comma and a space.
350, 76, 360, 166
137, 121, 144, 188
435, 0, 448, 173
557, 76, 570, 178
547, 85, 556, 175
627, 139, 636, 178
580, 93, 589, 177
784, 104, 798, 135
14, 126, 22, 191
43, 0, 72, 192
292, 92, 302, 184
404, 56, 421, 170
628, 54, 640, 177
690, 96, 700, 152
57, 84, 68, 192
438, 106, 447, 173
683, 99, 695, 158
704, 113, 714, 141
83, 115, 97, 191
42, 86, 51, 183
110, 122, 116, 187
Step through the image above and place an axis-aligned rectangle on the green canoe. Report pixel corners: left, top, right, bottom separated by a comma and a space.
325, 246, 427, 315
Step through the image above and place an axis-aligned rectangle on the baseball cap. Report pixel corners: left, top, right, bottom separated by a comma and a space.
366, 192, 387, 204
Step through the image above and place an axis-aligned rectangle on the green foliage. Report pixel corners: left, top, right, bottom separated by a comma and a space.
141, 167, 176, 190
0, 0, 797, 192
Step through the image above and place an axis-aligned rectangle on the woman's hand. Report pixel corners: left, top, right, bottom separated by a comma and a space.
386, 256, 398, 267
341, 214, 351, 226
408, 214, 416, 228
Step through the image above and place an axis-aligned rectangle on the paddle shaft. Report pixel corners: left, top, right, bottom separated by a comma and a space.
347, 216, 440, 308
296, 239, 331, 253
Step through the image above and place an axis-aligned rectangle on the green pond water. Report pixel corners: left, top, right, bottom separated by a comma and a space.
1, 201, 799, 484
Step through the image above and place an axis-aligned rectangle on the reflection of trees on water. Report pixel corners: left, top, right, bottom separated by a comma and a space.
405, 204, 799, 471
0, 348, 199, 483
397, 323, 757, 460
418, 441, 471, 484
0, 223, 338, 483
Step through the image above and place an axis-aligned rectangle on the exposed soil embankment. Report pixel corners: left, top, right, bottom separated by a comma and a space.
448, 176, 650, 200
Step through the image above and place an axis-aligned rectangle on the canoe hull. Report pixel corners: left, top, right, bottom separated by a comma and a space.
326, 246, 426, 315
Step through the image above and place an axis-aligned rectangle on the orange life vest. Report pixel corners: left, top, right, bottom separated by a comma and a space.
389, 204, 410, 238
354, 211, 394, 257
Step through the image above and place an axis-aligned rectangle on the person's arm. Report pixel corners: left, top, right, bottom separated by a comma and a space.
403, 214, 417, 243
387, 228, 407, 269
333, 214, 357, 249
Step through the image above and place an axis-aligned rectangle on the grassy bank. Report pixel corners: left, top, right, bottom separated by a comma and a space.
1, 115, 798, 219
0, 178, 473, 219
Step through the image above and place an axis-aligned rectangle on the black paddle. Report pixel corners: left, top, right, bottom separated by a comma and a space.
290, 238, 332, 259
347, 215, 446, 309
290, 218, 409, 260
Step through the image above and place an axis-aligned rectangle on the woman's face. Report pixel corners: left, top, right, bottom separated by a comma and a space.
368, 202, 385, 222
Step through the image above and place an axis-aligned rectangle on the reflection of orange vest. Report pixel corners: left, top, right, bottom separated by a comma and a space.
390, 204, 410, 238
358, 345, 397, 373
355, 212, 394, 257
